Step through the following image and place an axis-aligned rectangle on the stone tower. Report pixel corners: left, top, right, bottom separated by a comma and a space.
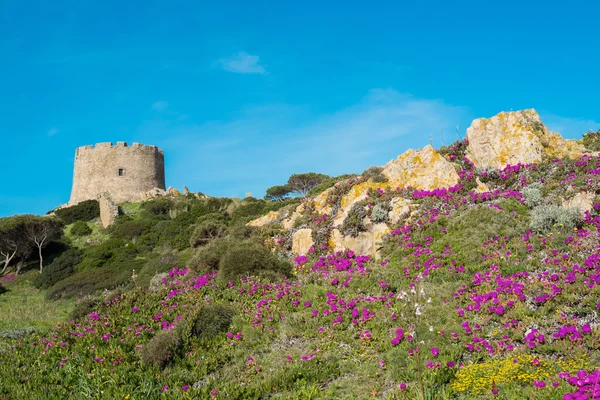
69, 142, 166, 205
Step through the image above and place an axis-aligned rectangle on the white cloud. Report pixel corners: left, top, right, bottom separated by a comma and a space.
136, 89, 471, 197
540, 112, 600, 139
218, 52, 267, 75
47, 128, 59, 137
151, 100, 169, 112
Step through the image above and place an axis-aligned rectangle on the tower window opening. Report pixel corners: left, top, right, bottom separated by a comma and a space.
118, 168, 124, 176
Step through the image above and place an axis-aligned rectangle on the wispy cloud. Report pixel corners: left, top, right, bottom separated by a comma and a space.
48, 128, 60, 137
541, 112, 600, 139
151, 100, 169, 112
136, 89, 470, 197
218, 52, 267, 75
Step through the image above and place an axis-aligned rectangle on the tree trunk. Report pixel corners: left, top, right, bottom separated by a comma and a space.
1, 250, 16, 274
38, 244, 44, 273
15, 260, 23, 275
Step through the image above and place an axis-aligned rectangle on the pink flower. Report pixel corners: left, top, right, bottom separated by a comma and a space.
182, 385, 189, 391
431, 347, 439, 357
162, 386, 169, 392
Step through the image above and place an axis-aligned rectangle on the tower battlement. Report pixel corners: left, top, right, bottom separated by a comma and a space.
68, 142, 166, 205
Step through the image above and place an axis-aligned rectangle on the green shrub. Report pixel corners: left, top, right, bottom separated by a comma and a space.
0, 327, 35, 339
522, 182, 543, 207
196, 212, 228, 224
140, 330, 182, 368
32, 248, 82, 289
191, 304, 234, 340
109, 217, 153, 242
54, 200, 100, 224
140, 198, 173, 215
581, 129, 600, 151
70, 220, 92, 236
530, 205, 581, 233
218, 241, 292, 282
46, 267, 131, 299
361, 166, 388, 183
341, 204, 368, 237
189, 220, 229, 247
76, 238, 131, 271
187, 238, 231, 272
370, 203, 390, 223
70, 298, 102, 320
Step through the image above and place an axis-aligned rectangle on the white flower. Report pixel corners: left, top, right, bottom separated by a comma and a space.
427, 297, 432, 304
429, 326, 433, 332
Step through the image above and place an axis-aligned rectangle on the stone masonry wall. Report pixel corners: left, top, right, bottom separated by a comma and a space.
69, 142, 165, 205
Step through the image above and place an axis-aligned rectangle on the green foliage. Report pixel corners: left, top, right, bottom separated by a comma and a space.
286, 172, 329, 197
191, 303, 234, 340
0, 326, 35, 339
530, 205, 581, 233
370, 202, 390, 223
218, 241, 292, 282
362, 166, 388, 183
70, 298, 102, 320
70, 220, 92, 236
140, 197, 173, 215
522, 182, 544, 207
54, 200, 100, 224
189, 220, 229, 247
109, 216, 153, 242
265, 185, 292, 201
187, 238, 231, 272
581, 129, 600, 151
32, 249, 82, 289
76, 238, 132, 271
46, 267, 132, 299
341, 204, 368, 237
140, 329, 182, 368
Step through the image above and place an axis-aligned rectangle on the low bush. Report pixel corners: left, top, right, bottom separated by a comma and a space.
370, 203, 390, 223
341, 204, 368, 237
191, 303, 234, 340
187, 238, 231, 272
530, 205, 581, 233
70, 221, 92, 236
70, 298, 102, 320
46, 267, 131, 299
581, 129, 600, 151
54, 200, 100, 224
218, 241, 292, 282
140, 197, 173, 215
0, 327, 35, 339
522, 182, 543, 207
361, 166, 388, 183
140, 330, 182, 368
189, 220, 229, 247
32, 248, 82, 289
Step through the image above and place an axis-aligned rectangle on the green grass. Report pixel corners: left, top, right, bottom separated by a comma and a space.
0, 271, 73, 332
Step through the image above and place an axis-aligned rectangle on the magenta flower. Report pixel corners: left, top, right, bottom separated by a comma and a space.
431, 347, 439, 357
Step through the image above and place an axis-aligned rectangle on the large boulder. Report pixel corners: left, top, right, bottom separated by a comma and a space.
247, 211, 281, 227
562, 192, 595, 214
330, 223, 391, 258
465, 109, 585, 169
292, 228, 314, 255
382, 144, 460, 189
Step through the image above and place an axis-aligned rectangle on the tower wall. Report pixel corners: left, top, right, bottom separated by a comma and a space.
69, 142, 165, 205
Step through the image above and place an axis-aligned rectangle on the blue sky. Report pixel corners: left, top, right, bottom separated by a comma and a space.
1, 0, 599, 217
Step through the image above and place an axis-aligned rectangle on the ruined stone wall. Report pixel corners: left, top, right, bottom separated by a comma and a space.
69, 142, 165, 205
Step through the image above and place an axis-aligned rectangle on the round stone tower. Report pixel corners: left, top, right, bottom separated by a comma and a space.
69, 142, 166, 205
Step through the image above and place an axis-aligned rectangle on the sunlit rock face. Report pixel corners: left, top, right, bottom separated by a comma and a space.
465, 109, 585, 169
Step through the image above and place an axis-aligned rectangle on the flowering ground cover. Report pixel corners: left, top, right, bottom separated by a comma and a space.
1, 153, 599, 399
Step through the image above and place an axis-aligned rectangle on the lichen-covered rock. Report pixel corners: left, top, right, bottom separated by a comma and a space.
562, 192, 594, 214
382, 145, 460, 189
388, 197, 412, 224
292, 228, 314, 255
247, 211, 281, 227
99, 193, 119, 228
330, 223, 390, 258
465, 109, 585, 169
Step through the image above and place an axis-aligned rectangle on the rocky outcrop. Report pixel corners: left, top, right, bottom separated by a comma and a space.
466, 109, 585, 169
292, 229, 314, 255
562, 192, 594, 214
330, 223, 390, 259
248, 211, 281, 227
382, 145, 460, 189
99, 193, 119, 228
